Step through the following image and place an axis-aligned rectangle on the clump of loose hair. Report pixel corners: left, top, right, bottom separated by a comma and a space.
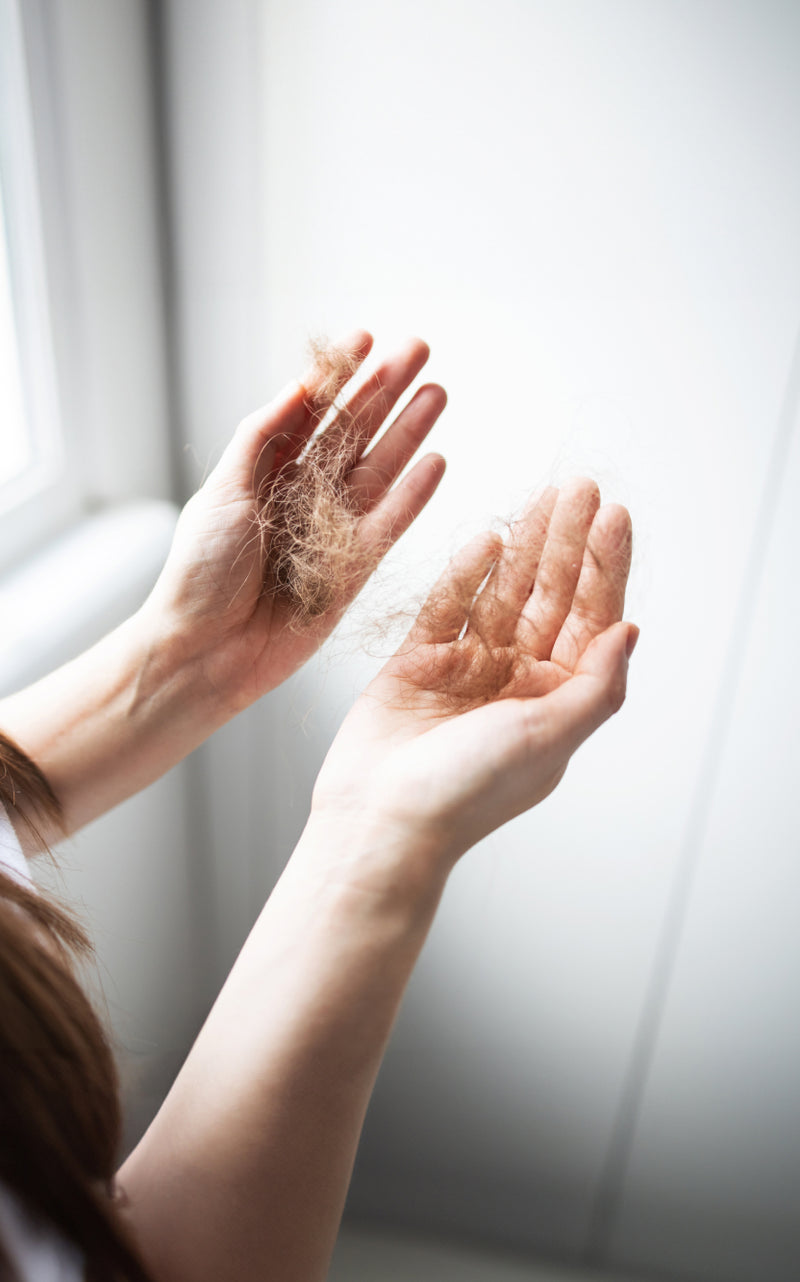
256, 332, 544, 703
257, 339, 527, 664
262, 338, 374, 625
257, 340, 626, 717
395, 550, 532, 716
257, 338, 536, 679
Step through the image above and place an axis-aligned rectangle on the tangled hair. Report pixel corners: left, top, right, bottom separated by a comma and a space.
388, 485, 631, 716
256, 342, 625, 715
398, 561, 526, 715
0, 735, 151, 1281
262, 338, 382, 625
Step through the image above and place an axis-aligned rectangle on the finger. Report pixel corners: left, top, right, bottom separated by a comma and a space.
220, 380, 307, 478
324, 455, 447, 626
407, 526, 503, 646
469, 486, 558, 645
227, 331, 375, 493
347, 384, 447, 512
308, 336, 432, 471
533, 620, 636, 760
299, 328, 374, 418
357, 453, 447, 572
519, 477, 601, 659
551, 503, 633, 671
270, 329, 375, 475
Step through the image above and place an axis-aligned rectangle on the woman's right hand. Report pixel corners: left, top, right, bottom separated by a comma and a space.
310, 478, 637, 883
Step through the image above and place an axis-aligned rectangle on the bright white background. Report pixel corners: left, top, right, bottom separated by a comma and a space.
162, 3, 800, 1278
4, 2, 799, 1280
163, 1, 800, 1277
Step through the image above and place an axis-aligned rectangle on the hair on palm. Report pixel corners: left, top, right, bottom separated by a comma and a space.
262, 338, 373, 624
258, 338, 527, 682
257, 340, 631, 715
383, 495, 630, 716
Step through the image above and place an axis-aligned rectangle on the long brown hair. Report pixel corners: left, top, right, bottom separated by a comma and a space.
0, 732, 150, 1281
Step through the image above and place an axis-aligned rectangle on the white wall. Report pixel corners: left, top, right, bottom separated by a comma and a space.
158, 0, 277, 986
160, 2, 800, 1278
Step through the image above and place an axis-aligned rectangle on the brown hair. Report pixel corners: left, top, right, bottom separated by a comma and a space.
0, 733, 150, 1281
262, 337, 369, 623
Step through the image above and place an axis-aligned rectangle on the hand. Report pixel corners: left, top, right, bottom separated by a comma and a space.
145, 331, 447, 711
311, 479, 637, 875
115, 489, 634, 1282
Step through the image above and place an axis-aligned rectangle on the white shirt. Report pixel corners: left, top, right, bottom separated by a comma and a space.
0, 802, 86, 1281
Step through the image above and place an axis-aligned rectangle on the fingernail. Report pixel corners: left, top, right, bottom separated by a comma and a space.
625, 626, 640, 659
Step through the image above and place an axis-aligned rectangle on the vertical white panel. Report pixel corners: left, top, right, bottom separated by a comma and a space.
157, 0, 273, 986
609, 348, 800, 1279
255, 0, 800, 1260
160, 0, 800, 1270
161, 0, 267, 479
37, 0, 173, 500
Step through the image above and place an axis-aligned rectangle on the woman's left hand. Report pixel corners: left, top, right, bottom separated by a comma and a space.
310, 479, 637, 878
146, 330, 447, 711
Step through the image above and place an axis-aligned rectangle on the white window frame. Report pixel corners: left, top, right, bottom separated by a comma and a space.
0, 0, 174, 579
0, 0, 81, 572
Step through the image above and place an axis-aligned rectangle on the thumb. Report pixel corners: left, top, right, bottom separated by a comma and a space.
214, 381, 310, 485
540, 621, 638, 759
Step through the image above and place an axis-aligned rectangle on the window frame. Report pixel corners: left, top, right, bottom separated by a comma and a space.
0, 0, 83, 574
0, 0, 175, 579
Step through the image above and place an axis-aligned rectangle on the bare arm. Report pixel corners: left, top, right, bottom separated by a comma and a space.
118, 816, 446, 1282
0, 333, 446, 847
118, 480, 637, 1282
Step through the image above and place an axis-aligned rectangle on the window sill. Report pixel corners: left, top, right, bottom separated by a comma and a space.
0, 500, 179, 695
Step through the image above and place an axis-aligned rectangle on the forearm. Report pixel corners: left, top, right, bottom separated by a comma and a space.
0, 605, 229, 848
117, 813, 449, 1282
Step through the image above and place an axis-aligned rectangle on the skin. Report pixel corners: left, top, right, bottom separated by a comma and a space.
0, 332, 447, 841
145, 329, 449, 702
312, 479, 636, 879
0, 333, 637, 1281
118, 473, 636, 1282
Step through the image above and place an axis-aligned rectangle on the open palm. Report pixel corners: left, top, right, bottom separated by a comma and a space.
313, 480, 636, 868
145, 332, 447, 710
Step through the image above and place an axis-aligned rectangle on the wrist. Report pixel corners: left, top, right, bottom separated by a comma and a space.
296, 802, 456, 914
131, 595, 236, 728
64, 604, 230, 806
